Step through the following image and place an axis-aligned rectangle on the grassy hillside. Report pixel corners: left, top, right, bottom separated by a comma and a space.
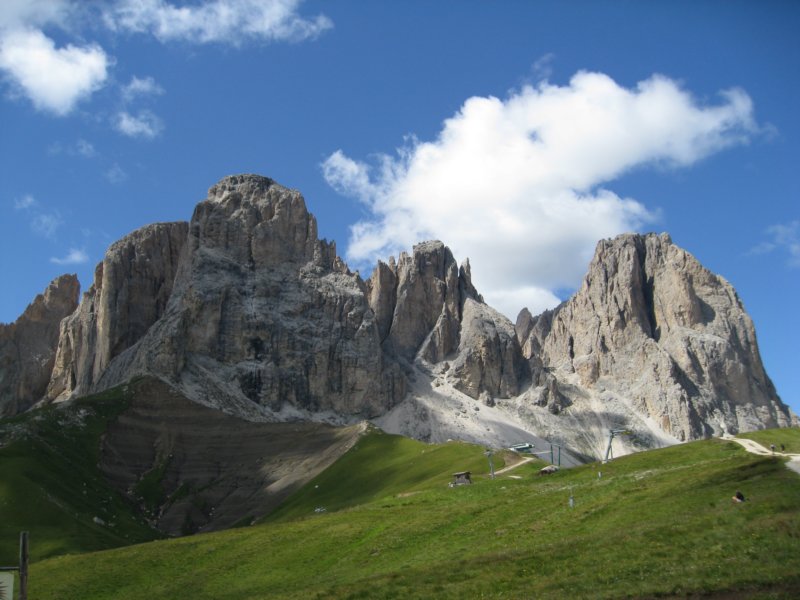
30, 432, 800, 599
0, 386, 161, 564
738, 427, 800, 453
265, 428, 513, 522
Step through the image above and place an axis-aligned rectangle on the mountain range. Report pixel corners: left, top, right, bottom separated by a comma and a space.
1, 174, 794, 465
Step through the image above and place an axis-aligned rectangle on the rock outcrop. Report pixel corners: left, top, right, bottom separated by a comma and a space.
0, 274, 79, 415
366, 241, 527, 400
47, 221, 188, 401
516, 233, 793, 441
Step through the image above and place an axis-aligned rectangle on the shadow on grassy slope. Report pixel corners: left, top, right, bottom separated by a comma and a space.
0, 385, 161, 564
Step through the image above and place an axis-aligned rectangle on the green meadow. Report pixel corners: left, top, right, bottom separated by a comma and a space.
18, 427, 800, 599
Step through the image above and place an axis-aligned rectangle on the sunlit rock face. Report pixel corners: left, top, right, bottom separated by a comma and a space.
54, 175, 406, 419
0, 274, 79, 415
46, 222, 189, 402
366, 240, 527, 400
516, 233, 793, 442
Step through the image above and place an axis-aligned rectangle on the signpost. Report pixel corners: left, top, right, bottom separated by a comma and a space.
0, 532, 28, 600
18, 532, 27, 600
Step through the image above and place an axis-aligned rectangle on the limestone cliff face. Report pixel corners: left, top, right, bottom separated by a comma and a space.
46, 222, 188, 401
0, 274, 79, 415
92, 175, 405, 419
516, 233, 793, 440
366, 241, 527, 400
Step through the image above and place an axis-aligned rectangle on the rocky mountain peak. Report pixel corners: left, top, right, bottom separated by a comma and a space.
366, 240, 524, 399
47, 221, 189, 401
0, 274, 79, 415
190, 173, 329, 270
49, 175, 405, 420
517, 231, 792, 442
207, 173, 281, 202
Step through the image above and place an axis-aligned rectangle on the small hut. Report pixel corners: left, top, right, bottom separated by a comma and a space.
451, 471, 473, 486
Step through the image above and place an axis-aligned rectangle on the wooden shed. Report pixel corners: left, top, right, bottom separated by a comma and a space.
451, 471, 472, 486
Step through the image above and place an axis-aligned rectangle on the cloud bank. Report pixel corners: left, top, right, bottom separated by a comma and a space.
323, 71, 758, 318
0, 1, 330, 116
106, 0, 332, 44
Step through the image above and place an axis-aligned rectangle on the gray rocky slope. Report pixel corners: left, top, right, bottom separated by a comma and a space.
1, 174, 794, 459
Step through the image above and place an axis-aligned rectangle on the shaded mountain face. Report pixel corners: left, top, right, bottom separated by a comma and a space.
0, 174, 793, 459
99, 377, 364, 535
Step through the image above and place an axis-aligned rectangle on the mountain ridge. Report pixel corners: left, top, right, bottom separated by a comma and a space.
1, 174, 794, 459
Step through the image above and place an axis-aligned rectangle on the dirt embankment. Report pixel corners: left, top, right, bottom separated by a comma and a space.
100, 377, 364, 535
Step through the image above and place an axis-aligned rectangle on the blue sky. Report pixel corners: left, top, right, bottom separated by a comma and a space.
1, 1, 798, 414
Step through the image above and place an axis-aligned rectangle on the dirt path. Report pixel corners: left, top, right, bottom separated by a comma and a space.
729, 436, 800, 475
495, 455, 537, 475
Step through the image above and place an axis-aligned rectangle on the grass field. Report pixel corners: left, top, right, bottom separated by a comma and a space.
0, 385, 161, 565
27, 429, 800, 599
738, 427, 800, 454
265, 427, 513, 523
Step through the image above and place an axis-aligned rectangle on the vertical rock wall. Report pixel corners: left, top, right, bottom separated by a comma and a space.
0, 274, 79, 415
46, 222, 188, 400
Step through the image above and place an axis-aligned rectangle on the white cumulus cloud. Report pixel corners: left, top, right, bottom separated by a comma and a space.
50, 247, 88, 265
121, 75, 164, 101
323, 71, 759, 318
0, 0, 72, 30
115, 109, 163, 139
107, 0, 332, 44
0, 27, 109, 115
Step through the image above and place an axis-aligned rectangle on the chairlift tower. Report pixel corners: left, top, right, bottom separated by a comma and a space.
484, 450, 495, 479
603, 429, 631, 462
